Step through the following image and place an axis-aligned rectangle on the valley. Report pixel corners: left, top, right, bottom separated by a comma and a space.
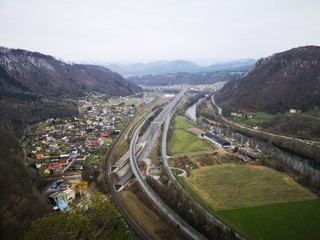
1, 45, 320, 240
2, 1, 320, 239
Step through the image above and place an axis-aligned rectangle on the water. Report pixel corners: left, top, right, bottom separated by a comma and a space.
185, 98, 204, 122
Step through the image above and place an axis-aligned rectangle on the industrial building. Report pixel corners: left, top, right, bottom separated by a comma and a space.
202, 132, 231, 148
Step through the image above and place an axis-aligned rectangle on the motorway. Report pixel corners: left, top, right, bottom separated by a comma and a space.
211, 95, 320, 146
105, 91, 243, 239
129, 89, 207, 240
161, 95, 245, 240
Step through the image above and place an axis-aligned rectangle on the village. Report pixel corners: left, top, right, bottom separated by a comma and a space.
23, 92, 153, 211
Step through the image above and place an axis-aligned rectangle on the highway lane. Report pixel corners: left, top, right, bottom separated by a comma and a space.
130, 89, 206, 240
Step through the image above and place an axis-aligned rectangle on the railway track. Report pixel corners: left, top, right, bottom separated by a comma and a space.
104, 105, 151, 240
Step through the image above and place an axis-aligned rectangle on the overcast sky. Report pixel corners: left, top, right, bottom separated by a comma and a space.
1, 0, 320, 64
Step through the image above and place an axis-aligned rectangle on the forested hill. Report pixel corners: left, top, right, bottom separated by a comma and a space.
127, 71, 241, 86
215, 46, 320, 113
0, 47, 141, 97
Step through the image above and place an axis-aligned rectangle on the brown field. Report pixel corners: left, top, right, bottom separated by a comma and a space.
186, 127, 205, 136
119, 189, 186, 240
120, 191, 169, 239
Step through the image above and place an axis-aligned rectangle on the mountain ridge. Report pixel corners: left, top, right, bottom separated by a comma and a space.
128, 71, 241, 86
104, 59, 256, 77
215, 46, 320, 113
0, 46, 142, 97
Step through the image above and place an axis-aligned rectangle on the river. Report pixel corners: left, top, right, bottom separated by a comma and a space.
185, 98, 205, 122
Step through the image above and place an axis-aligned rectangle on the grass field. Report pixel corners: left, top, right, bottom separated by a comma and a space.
113, 138, 129, 161
170, 130, 212, 154
97, 98, 141, 107
185, 163, 317, 210
144, 92, 157, 99
102, 138, 112, 147
174, 115, 196, 129
170, 116, 212, 154
219, 200, 320, 240
231, 112, 274, 126
178, 162, 319, 239
85, 153, 103, 164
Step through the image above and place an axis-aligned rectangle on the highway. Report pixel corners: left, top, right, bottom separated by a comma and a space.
129, 89, 206, 240
161, 96, 245, 240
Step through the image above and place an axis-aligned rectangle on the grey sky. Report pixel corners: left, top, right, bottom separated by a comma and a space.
1, 0, 320, 63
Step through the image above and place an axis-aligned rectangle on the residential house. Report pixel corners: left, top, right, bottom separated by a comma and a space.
59, 157, 70, 166
35, 153, 44, 159
99, 132, 109, 138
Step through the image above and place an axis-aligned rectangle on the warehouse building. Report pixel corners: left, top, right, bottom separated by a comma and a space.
202, 132, 231, 148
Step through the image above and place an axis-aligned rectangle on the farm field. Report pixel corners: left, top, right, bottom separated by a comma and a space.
230, 111, 274, 126
170, 116, 212, 154
219, 199, 320, 240
170, 130, 212, 154
185, 163, 317, 210
174, 115, 196, 129
96, 98, 141, 107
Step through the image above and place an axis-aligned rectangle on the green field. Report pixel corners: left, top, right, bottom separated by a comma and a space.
169, 115, 212, 154
178, 163, 319, 239
102, 138, 112, 147
113, 138, 129, 160
219, 200, 320, 240
115, 118, 130, 130
85, 153, 103, 164
231, 111, 274, 126
96, 98, 141, 107
174, 115, 196, 129
144, 92, 157, 99
170, 130, 212, 154
186, 163, 317, 210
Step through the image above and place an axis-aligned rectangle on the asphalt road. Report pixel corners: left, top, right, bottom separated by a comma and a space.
161, 96, 245, 240
129, 89, 206, 240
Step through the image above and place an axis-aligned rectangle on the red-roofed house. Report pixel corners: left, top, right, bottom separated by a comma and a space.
35, 153, 44, 159
99, 132, 109, 138
91, 140, 101, 147
59, 158, 69, 165
47, 164, 62, 171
